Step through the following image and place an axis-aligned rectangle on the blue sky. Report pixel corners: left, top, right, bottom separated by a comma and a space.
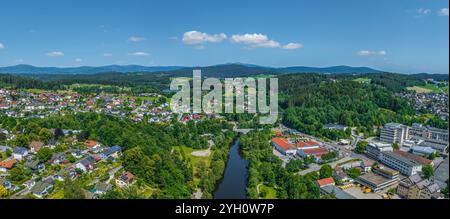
0, 0, 448, 74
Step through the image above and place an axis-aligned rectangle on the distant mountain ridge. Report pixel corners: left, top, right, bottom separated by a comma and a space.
0, 63, 388, 76
0, 64, 184, 74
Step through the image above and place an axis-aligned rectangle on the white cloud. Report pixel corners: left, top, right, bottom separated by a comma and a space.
230, 33, 280, 48
128, 36, 146, 42
282, 43, 303, 50
438, 8, 449, 16
75, 58, 82, 62
0, 43, 4, 49
103, 53, 113, 57
46, 51, 64, 57
357, 50, 387, 56
129, 52, 149, 56
182, 31, 227, 45
230, 33, 302, 50
417, 8, 431, 15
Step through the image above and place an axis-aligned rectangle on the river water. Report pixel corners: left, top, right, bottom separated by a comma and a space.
213, 138, 248, 199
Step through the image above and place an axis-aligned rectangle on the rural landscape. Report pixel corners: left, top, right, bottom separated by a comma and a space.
0, 0, 448, 201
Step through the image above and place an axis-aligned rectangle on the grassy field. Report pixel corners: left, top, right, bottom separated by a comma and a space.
407, 83, 449, 94
174, 145, 211, 186
259, 184, 277, 199
352, 78, 371, 83
48, 190, 64, 199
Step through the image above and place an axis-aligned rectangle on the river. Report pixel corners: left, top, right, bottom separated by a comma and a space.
213, 138, 249, 199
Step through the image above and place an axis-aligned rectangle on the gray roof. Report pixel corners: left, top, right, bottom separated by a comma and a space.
382, 151, 421, 167
384, 123, 404, 129
30, 181, 52, 194
321, 185, 356, 199
13, 147, 28, 155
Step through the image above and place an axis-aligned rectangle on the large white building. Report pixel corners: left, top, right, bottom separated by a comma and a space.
366, 142, 393, 160
380, 123, 409, 145
379, 151, 422, 176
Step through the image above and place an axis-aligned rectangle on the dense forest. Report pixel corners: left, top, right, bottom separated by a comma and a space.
277, 73, 446, 138
0, 73, 63, 90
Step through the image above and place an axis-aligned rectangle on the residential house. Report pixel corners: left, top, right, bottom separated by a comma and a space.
70, 149, 83, 159
53, 170, 66, 182
30, 178, 54, 198
50, 153, 66, 165
100, 146, 122, 160
12, 147, 28, 160
95, 182, 112, 195
0, 159, 17, 172
23, 180, 36, 190
85, 140, 100, 149
0, 145, 11, 154
0, 178, 12, 190
315, 177, 335, 188
116, 171, 135, 188
29, 141, 44, 154
333, 166, 353, 183
46, 139, 58, 149
75, 156, 96, 173
25, 159, 45, 172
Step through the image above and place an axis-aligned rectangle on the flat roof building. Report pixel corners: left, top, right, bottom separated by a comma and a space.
356, 172, 400, 192
379, 151, 422, 176
366, 142, 393, 160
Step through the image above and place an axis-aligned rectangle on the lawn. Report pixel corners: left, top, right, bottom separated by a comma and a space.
407, 83, 449, 94
352, 78, 371, 83
48, 190, 64, 199
174, 145, 211, 186
259, 184, 277, 199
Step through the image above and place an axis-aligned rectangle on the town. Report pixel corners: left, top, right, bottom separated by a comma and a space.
1, 79, 449, 199
270, 121, 448, 199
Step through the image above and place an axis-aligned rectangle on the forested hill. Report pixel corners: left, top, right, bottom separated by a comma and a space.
1, 63, 384, 76
277, 73, 436, 139
0, 73, 63, 90
1, 71, 438, 94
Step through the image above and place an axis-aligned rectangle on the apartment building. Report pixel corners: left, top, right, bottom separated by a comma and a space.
380, 123, 409, 145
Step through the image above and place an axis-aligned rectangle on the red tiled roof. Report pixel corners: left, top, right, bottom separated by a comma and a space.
302, 147, 329, 156
316, 177, 335, 187
123, 171, 135, 183
295, 140, 320, 148
272, 138, 294, 151
84, 140, 98, 147
394, 150, 433, 165
0, 159, 17, 169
